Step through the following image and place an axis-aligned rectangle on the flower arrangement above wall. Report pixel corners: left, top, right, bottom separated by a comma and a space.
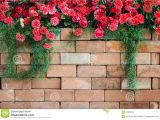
0, 0, 160, 89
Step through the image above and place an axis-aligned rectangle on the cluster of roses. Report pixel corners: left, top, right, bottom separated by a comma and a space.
1, 0, 160, 49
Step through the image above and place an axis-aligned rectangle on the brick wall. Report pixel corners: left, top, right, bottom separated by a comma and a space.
0, 28, 160, 109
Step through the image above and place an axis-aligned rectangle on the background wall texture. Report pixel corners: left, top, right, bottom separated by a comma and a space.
0, 28, 160, 109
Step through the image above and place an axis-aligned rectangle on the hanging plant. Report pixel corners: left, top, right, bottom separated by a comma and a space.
0, 0, 160, 89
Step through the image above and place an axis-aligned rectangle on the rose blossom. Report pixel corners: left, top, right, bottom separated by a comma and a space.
94, 28, 104, 38
43, 43, 52, 49
156, 26, 160, 35
50, 17, 60, 26
16, 33, 25, 42
73, 28, 83, 37
40, 26, 48, 34
32, 19, 41, 28
46, 32, 55, 40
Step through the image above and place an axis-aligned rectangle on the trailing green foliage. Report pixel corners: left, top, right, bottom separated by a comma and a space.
0, 23, 51, 79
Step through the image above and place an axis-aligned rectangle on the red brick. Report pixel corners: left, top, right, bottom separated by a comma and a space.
122, 78, 151, 89
61, 102, 89, 109
92, 78, 121, 89
135, 90, 160, 101
32, 78, 60, 89
75, 90, 104, 101
91, 53, 120, 65
1, 102, 30, 109
151, 53, 160, 65
15, 90, 44, 101
62, 78, 91, 89
121, 53, 151, 64
0, 90, 14, 101
49, 53, 60, 64
105, 90, 135, 102
51, 41, 75, 52
45, 90, 74, 101
90, 102, 119, 109
137, 65, 160, 77
107, 65, 125, 77
1, 53, 30, 65
2, 78, 31, 89
77, 66, 106, 77
76, 41, 105, 52
30, 102, 59, 109
106, 41, 122, 52
47, 65, 76, 77
150, 102, 159, 109
120, 102, 149, 109
1, 102, 59, 109
152, 78, 160, 89
138, 41, 160, 52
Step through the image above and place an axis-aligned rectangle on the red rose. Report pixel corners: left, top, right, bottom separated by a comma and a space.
40, 6, 48, 15
73, 28, 83, 37
32, 19, 41, 28
154, 11, 160, 18
33, 34, 42, 41
46, 32, 55, 40
79, 18, 88, 28
94, 28, 104, 38
40, 26, 48, 35
109, 20, 119, 31
4, 17, 13, 26
16, 33, 25, 42
29, 10, 38, 17
32, 28, 40, 36
0, 13, 6, 21
155, 26, 160, 35
50, 17, 60, 26
76, 0, 86, 6
43, 43, 52, 49
119, 13, 130, 24
72, 14, 81, 22
24, 17, 30, 25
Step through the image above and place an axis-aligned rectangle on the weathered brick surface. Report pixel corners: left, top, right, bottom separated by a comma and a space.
45, 90, 74, 101
47, 65, 76, 77
77, 66, 106, 77
135, 90, 160, 101
0, 90, 14, 101
62, 78, 91, 89
32, 78, 60, 89
0, 29, 160, 109
15, 90, 44, 101
90, 102, 119, 109
137, 65, 160, 77
107, 65, 125, 77
92, 78, 121, 89
122, 78, 151, 89
91, 53, 120, 65
105, 90, 135, 102
61, 53, 90, 64
120, 102, 149, 109
2, 78, 31, 89
61, 102, 89, 109
76, 41, 105, 52
75, 90, 104, 101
